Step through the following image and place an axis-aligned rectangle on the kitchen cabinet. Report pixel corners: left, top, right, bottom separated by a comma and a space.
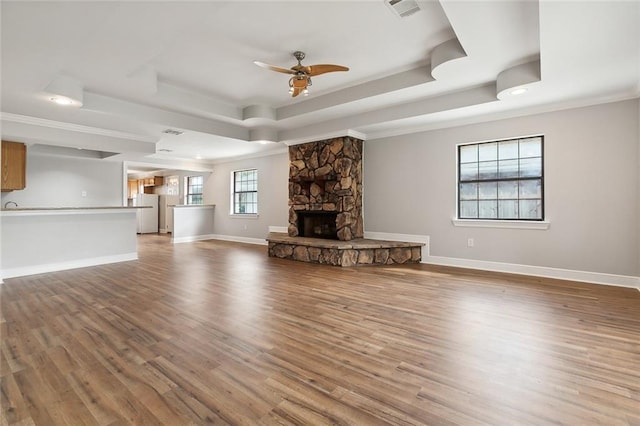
1, 140, 26, 192
139, 176, 163, 187
128, 180, 138, 199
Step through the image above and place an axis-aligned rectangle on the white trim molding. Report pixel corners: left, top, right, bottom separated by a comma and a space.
228, 214, 259, 219
0, 112, 156, 142
268, 226, 288, 233
171, 233, 267, 246
451, 219, 550, 230
1, 253, 138, 280
171, 234, 217, 244
424, 254, 640, 288
210, 234, 268, 246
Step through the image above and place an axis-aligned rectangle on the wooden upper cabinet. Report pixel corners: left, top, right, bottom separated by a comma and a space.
1, 141, 26, 192
128, 180, 138, 199
139, 176, 164, 187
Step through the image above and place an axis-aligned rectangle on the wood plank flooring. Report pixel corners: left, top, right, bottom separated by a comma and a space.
2, 234, 639, 425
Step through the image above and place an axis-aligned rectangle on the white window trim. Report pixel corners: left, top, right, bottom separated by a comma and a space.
228, 213, 260, 219
229, 168, 258, 216
451, 218, 550, 230
455, 135, 545, 222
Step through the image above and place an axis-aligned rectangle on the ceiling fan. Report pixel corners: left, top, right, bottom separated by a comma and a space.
254, 51, 349, 97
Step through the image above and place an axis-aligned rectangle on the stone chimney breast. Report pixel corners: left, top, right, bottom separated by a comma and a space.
288, 137, 363, 241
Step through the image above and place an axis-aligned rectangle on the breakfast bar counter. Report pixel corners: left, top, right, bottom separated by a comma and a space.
1, 206, 146, 280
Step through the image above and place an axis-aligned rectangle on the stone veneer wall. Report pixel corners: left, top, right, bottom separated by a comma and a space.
288, 137, 363, 241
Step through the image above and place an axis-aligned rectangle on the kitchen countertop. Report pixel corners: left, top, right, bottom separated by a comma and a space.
1, 206, 150, 211
1, 206, 150, 216
169, 204, 215, 208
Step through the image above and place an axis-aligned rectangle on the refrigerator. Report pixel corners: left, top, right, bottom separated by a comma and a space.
135, 193, 159, 234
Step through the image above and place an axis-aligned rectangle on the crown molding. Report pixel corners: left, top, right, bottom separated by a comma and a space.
282, 129, 367, 146
0, 112, 157, 143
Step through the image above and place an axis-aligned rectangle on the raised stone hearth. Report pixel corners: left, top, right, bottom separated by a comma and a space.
267, 233, 423, 267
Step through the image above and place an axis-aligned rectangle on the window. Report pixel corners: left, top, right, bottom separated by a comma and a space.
186, 175, 203, 205
232, 169, 258, 214
166, 175, 179, 196
458, 136, 543, 220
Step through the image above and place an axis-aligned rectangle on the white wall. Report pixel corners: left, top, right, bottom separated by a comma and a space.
171, 205, 215, 243
1, 153, 123, 207
637, 98, 640, 276
364, 99, 639, 277
204, 152, 289, 241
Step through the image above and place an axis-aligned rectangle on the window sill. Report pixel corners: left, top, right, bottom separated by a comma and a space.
229, 213, 259, 219
451, 219, 550, 230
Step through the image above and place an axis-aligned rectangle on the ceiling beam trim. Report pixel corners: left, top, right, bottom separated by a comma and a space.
276, 66, 435, 121
0, 119, 156, 155
278, 83, 497, 143
81, 92, 250, 141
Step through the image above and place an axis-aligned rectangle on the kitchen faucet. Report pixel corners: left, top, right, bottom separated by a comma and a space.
4, 201, 18, 208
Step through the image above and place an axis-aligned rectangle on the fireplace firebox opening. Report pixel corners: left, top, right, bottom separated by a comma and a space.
297, 212, 338, 240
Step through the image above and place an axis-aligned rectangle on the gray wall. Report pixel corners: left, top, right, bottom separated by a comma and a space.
364, 99, 639, 277
1, 153, 123, 208
4, 100, 637, 279
204, 151, 289, 240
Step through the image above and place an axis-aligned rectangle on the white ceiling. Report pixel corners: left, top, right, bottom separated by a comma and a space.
1, 0, 639, 171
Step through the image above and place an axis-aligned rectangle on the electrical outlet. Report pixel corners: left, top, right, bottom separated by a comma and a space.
467, 238, 474, 247
81, 190, 87, 197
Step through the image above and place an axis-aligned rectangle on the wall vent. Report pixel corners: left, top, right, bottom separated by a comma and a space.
385, 0, 421, 18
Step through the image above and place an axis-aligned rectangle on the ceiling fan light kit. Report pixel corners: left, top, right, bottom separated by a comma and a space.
254, 51, 349, 97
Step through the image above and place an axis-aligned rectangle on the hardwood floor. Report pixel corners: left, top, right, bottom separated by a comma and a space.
2, 234, 639, 425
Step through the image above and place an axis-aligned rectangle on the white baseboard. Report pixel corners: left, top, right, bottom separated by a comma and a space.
172, 232, 268, 245
171, 234, 217, 244
209, 234, 268, 246
363, 230, 639, 289
0, 253, 138, 280
425, 254, 640, 289
268, 226, 288, 233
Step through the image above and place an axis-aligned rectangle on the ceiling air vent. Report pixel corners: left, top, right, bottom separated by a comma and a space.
162, 129, 183, 136
385, 0, 421, 18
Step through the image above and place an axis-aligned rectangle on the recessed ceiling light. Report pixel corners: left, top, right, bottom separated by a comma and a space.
50, 96, 74, 105
195, 154, 202, 160
44, 75, 84, 106
510, 87, 528, 96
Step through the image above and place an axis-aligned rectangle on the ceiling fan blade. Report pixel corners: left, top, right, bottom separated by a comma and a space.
305, 64, 349, 76
253, 61, 296, 75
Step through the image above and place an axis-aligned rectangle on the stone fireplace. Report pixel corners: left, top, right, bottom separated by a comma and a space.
288, 136, 363, 241
267, 135, 424, 267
